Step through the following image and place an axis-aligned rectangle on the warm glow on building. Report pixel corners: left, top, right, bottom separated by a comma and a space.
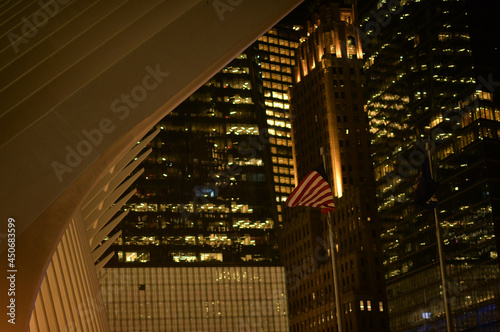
283, 3, 389, 331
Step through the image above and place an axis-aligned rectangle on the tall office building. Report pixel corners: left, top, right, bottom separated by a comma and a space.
359, 0, 500, 330
100, 27, 300, 331
281, 2, 389, 331
257, 26, 301, 216
107, 50, 280, 266
103, 27, 300, 267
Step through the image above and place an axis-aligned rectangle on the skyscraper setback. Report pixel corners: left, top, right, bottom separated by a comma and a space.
281, 2, 389, 331
359, 0, 500, 330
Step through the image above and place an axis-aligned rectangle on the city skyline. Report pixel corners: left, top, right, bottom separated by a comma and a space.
102, 0, 500, 331
0, 1, 304, 331
100, 26, 301, 331
1, 0, 500, 331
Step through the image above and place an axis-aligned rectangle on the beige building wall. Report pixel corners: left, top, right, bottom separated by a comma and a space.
101, 266, 289, 331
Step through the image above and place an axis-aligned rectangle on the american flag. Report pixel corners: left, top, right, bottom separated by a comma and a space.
286, 166, 335, 213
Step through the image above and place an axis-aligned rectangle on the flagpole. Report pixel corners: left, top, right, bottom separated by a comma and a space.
425, 143, 453, 332
321, 147, 344, 332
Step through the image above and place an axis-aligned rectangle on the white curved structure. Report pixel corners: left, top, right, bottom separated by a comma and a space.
0, 1, 302, 330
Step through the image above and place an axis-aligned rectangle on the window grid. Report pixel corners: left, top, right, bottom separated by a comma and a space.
101, 266, 289, 331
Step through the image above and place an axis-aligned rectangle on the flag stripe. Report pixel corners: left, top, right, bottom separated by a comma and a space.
299, 183, 331, 206
295, 180, 328, 205
286, 167, 335, 213
293, 175, 324, 205
287, 172, 321, 207
286, 173, 312, 206
309, 192, 333, 206
311, 197, 335, 208
290, 173, 321, 204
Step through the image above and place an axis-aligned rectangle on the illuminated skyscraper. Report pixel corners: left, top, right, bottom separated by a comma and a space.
359, 0, 500, 330
107, 51, 280, 266
105, 26, 300, 267
281, 2, 389, 331
100, 27, 300, 331
257, 25, 301, 220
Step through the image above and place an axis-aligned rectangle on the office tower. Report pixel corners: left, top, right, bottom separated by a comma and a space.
257, 26, 301, 219
100, 27, 300, 330
281, 2, 389, 331
359, 0, 500, 330
106, 50, 280, 266
104, 27, 301, 267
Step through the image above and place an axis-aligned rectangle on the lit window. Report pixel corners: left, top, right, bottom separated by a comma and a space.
200, 253, 223, 262
272, 91, 283, 99
125, 251, 150, 263
272, 82, 283, 90
172, 253, 197, 262
360, 300, 364, 311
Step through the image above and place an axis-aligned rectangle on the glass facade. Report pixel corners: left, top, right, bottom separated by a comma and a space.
105, 27, 301, 267
257, 26, 301, 211
100, 26, 302, 331
107, 50, 282, 266
359, 0, 500, 330
101, 266, 289, 331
